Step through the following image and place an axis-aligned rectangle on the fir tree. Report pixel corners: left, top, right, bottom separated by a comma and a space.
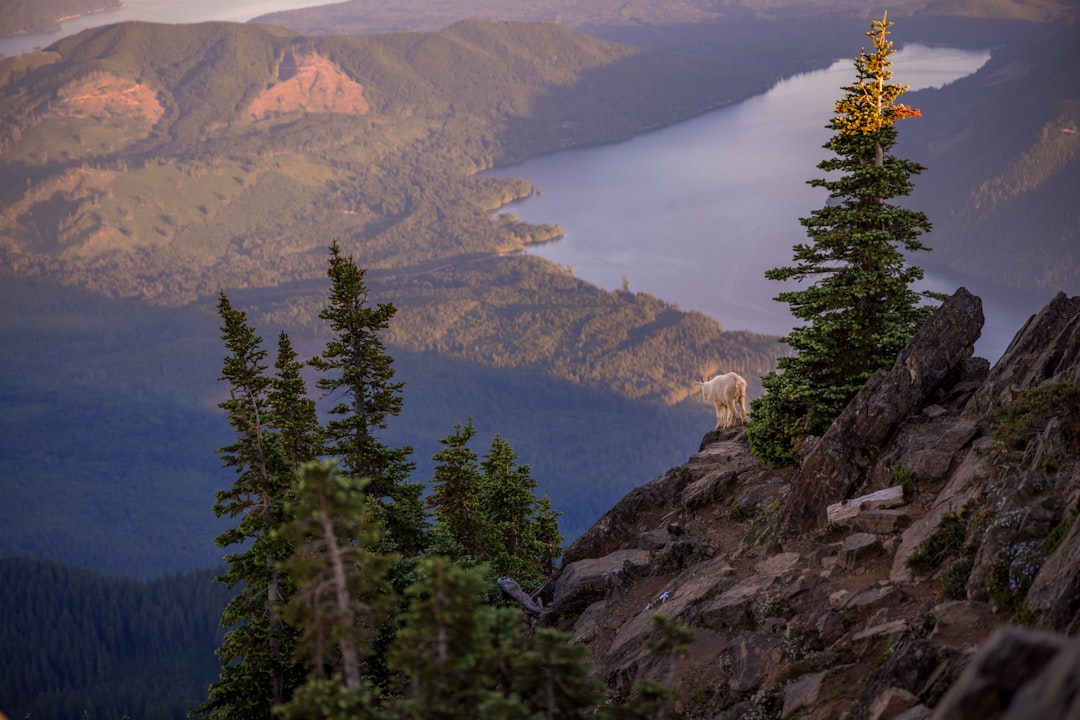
269, 331, 323, 468
387, 557, 504, 718
428, 424, 563, 589
747, 12, 939, 464
427, 420, 485, 560
276, 460, 398, 696
196, 293, 304, 720
308, 241, 425, 557
479, 435, 563, 588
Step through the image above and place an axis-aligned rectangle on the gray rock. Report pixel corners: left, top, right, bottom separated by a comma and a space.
853, 509, 912, 534
780, 289, 983, 536
929, 626, 1069, 720
552, 549, 652, 612
966, 292, 1080, 417
1002, 632, 1080, 720
1026, 505, 1080, 632
782, 671, 826, 717
868, 687, 919, 720
859, 640, 967, 720
840, 533, 884, 570
929, 601, 999, 649
727, 631, 781, 693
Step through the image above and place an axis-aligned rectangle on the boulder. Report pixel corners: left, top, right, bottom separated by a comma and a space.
966, 292, 1080, 417
727, 631, 781, 693
552, 549, 652, 612
1025, 507, 1080, 631
780, 289, 983, 536
782, 671, 826, 716
839, 533, 884, 571
929, 626, 1069, 720
929, 601, 999, 649
1001, 632, 1080, 720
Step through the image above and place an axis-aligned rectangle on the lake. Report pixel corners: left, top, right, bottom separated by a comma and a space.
489, 45, 1054, 363
0, 0, 334, 57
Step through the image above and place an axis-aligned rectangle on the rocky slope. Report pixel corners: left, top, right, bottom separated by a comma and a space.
537, 287, 1080, 719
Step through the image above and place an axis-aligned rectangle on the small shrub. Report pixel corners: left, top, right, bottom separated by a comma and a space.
941, 555, 974, 600
894, 465, 918, 499
988, 540, 1047, 617
906, 513, 966, 573
994, 382, 1080, 450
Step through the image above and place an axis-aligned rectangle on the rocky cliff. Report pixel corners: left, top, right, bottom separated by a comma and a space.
538, 288, 1080, 719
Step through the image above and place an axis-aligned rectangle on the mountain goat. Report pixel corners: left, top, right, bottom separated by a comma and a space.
697, 372, 748, 429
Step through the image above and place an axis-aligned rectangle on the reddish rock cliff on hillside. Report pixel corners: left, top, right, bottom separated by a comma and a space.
247, 50, 369, 120
538, 288, 1080, 719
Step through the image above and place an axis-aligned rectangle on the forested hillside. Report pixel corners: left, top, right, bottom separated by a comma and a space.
0, 557, 229, 719
903, 15, 1080, 293
258, 0, 1080, 296
0, 0, 121, 38
0, 20, 787, 577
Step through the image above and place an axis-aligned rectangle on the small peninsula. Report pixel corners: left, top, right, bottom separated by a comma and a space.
0, 0, 122, 38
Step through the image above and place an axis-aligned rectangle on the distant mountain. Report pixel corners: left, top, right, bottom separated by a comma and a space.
0, 0, 121, 38
903, 14, 1080, 294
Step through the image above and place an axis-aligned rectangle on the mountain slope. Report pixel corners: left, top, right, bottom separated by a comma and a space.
538, 288, 1080, 717
903, 15, 1080, 293
0, 557, 229, 719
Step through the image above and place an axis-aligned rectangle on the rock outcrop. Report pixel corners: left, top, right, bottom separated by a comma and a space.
541, 288, 1080, 719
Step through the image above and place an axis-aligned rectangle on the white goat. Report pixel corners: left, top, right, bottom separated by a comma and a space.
697, 372, 748, 429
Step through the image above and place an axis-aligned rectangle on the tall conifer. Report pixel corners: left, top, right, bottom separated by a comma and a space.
308, 241, 425, 556
197, 294, 304, 720
748, 13, 939, 464
276, 461, 397, 694
269, 331, 323, 468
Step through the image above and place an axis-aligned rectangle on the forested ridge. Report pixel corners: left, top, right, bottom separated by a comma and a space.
0, 0, 122, 38
0, 557, 230, 720
903, 14, 1080, 293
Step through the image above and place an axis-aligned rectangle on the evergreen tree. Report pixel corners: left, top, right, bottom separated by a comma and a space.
427, 420, 485, 560
505, 627, 607, 719
747, 12, 939, 464
269, 331, 323, 468
308, 241, 425, 557
428, 423, 563, 589
479, 435, 563, 588
196, 293, 305, 720
387, 557, 503, 718
388, 557, 604, 719
276, 460, 398, 697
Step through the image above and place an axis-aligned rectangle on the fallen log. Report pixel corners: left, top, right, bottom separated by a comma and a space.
826, 485, 905, 524
497, 576, 544, 614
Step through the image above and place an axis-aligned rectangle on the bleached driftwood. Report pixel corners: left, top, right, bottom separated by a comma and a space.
826, 485, 905, 524
497, 576, 544, 614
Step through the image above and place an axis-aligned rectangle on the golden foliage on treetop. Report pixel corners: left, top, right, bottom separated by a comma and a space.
832, 11, 922, 136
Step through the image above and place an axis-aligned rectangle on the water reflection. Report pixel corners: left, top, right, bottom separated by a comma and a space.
490, 45, 1054, 362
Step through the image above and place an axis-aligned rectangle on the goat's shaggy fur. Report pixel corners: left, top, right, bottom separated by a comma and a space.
697, 372, 748, 429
